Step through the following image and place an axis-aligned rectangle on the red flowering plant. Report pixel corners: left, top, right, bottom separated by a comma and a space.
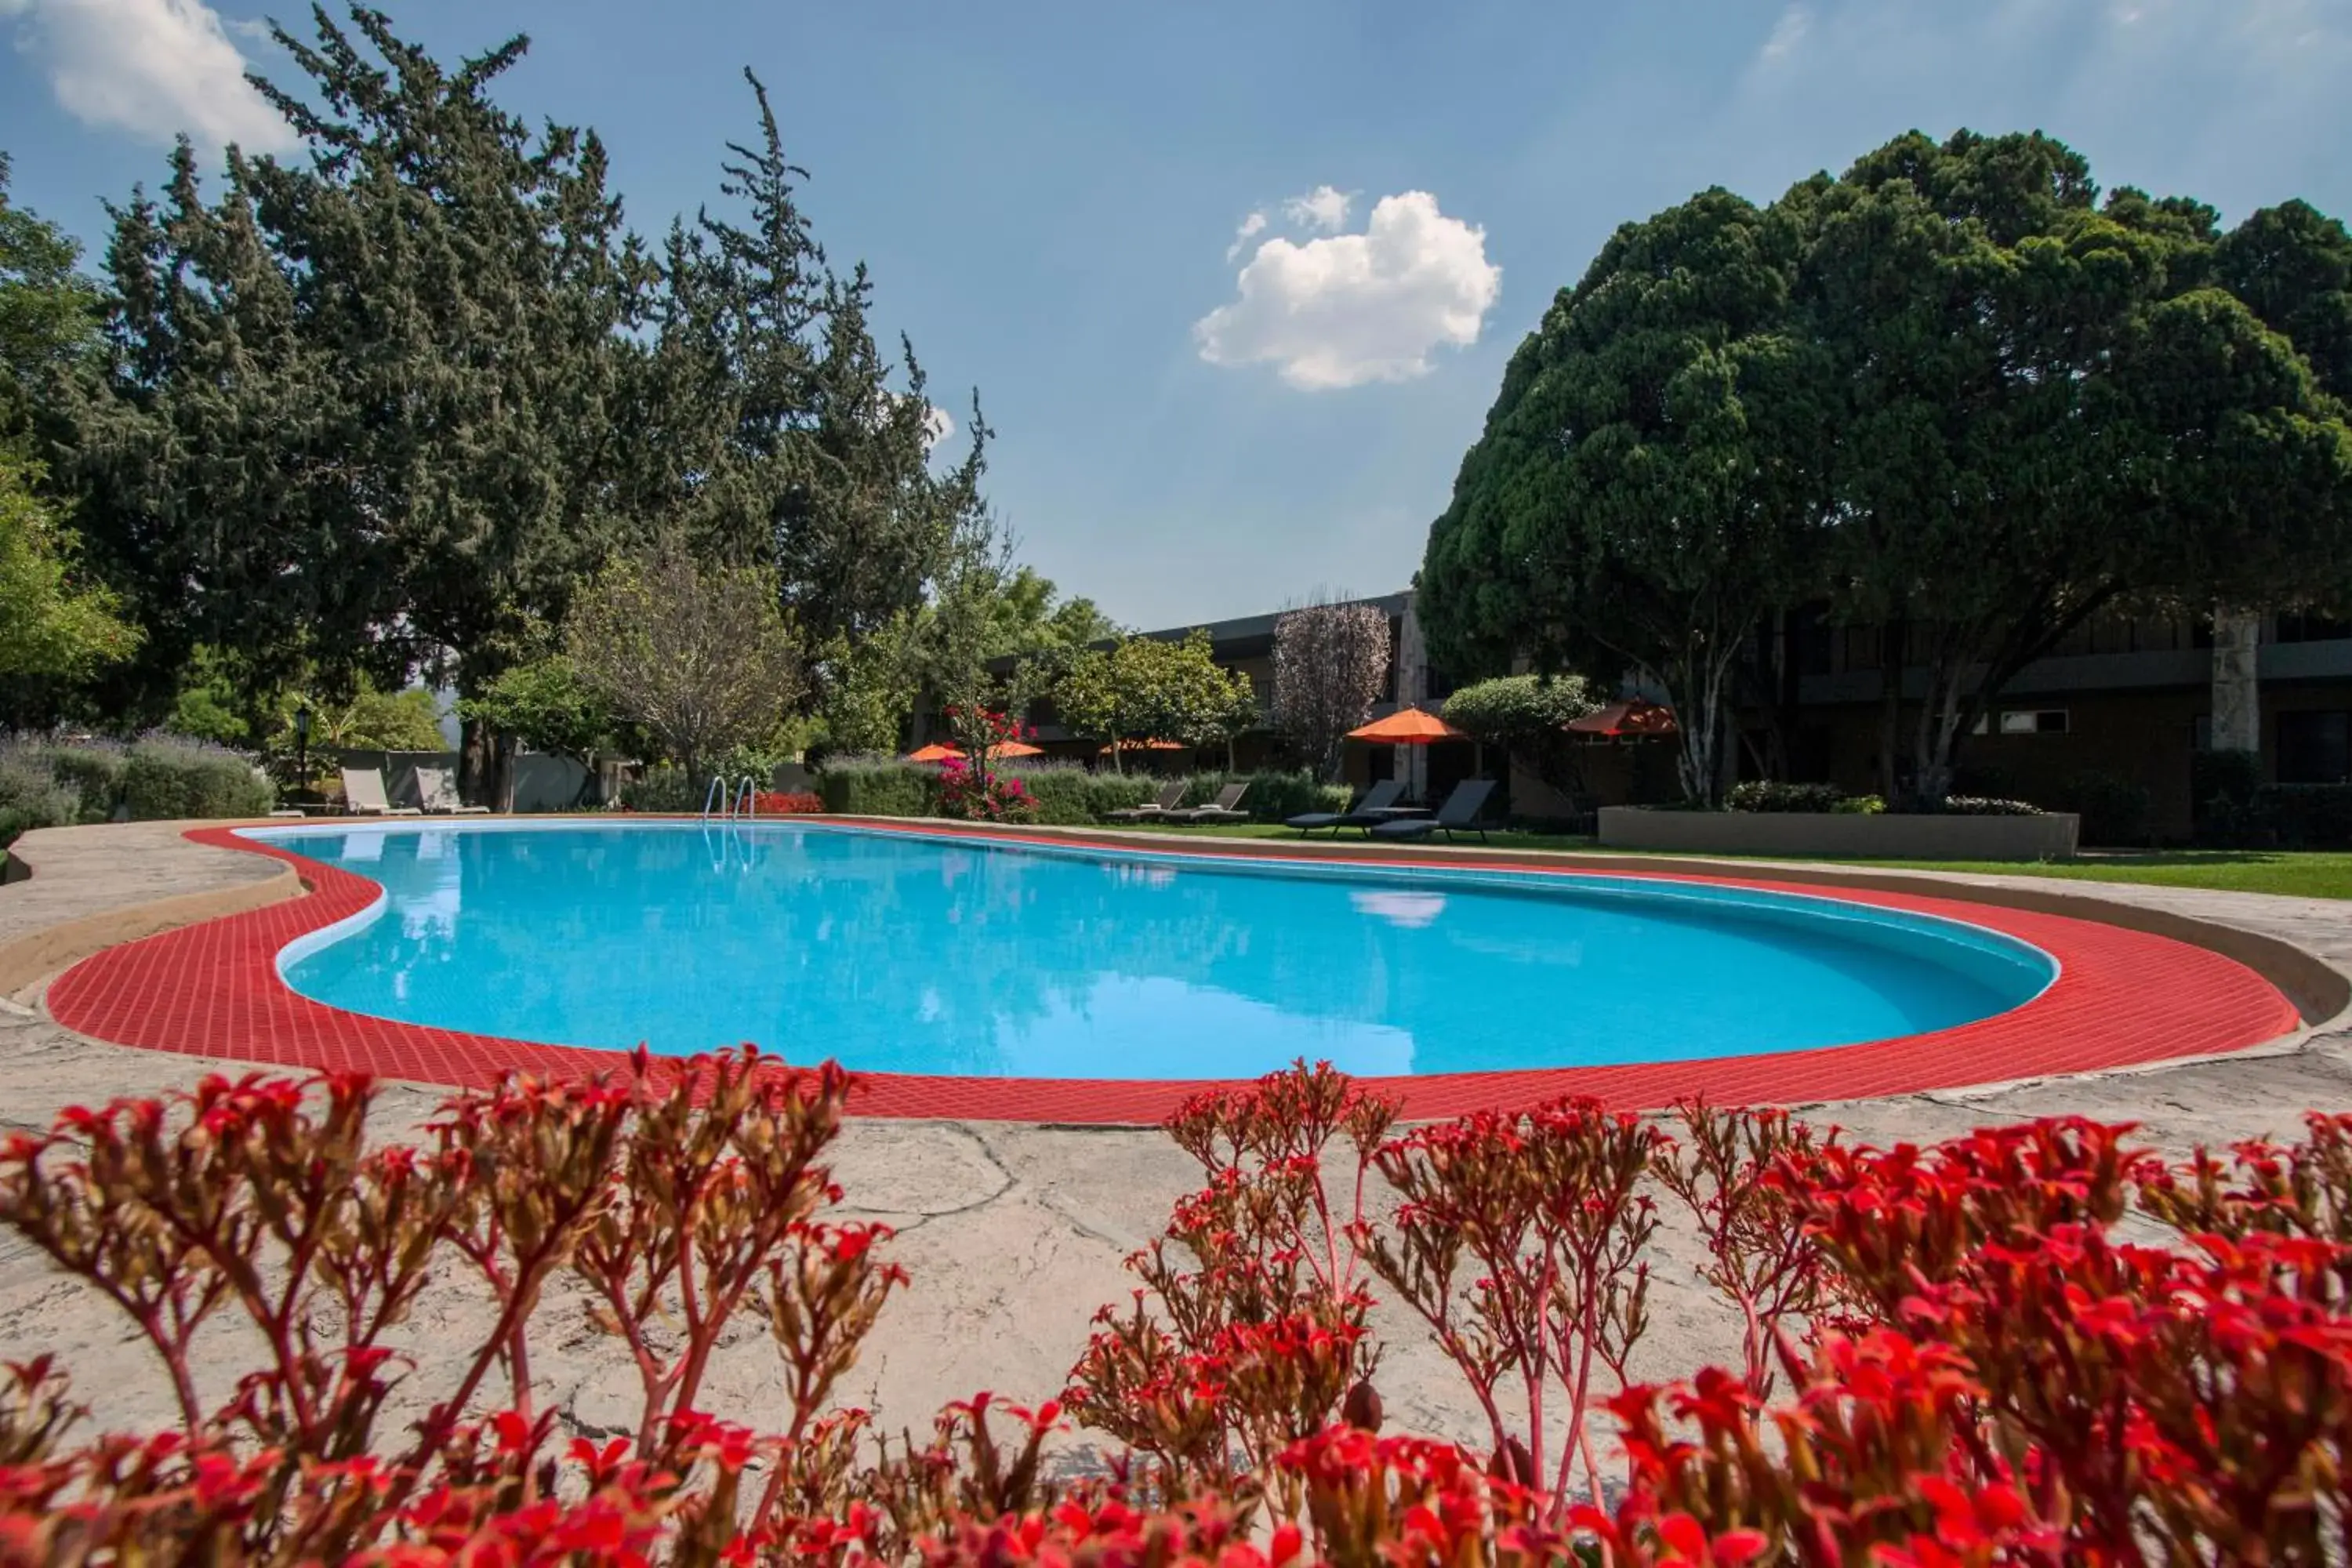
751, 790, 825, 815
1065, 1062, 1397, 1518
1651, 1102, 1835, 1399
935, 707, 1039, 824
3, 1047, 2352, 1565
1359, 1096, 1662, 1518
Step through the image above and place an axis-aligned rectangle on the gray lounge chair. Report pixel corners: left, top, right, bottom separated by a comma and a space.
413, 766, 492, 815
1165, 782, 1250, 825
342, 768, 422, 818
1369, 778, 1497, 844
1104, 781, 1188, 822
1287, 778, 1404, 835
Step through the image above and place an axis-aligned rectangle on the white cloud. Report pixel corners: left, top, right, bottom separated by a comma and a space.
1282, 183, 1353, 232
1194, 191, 1502, 390
1756, 3, 1812, 64
2, 0, 296, 151
1225, 210, 1268, 262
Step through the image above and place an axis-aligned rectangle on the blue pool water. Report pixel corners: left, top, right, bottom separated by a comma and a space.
252, 822, 2054, 1080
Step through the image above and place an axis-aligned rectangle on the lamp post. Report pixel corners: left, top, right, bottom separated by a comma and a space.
294, 702, 312, 800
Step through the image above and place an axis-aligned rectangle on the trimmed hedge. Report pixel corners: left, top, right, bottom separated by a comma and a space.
1004, 765, 1157, 826
816, 760, 938, 818
120, 739, 277, 820
805, 762, 1352, 825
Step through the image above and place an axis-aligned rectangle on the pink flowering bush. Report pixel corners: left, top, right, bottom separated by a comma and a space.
0, 1053, 2346, 1563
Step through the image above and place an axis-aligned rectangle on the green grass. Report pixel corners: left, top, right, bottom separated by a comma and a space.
1104, 821, 2352, 900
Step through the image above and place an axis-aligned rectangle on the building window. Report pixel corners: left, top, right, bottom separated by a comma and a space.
2276, 612, 2352, 644
2278, 711, 2351, 785
1997, 710, 2069, 735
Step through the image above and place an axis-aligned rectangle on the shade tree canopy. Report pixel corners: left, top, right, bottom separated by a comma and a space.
1417, 188, 1826, 804
1419, 128, 2352, 808
1051, 630, 1254, 768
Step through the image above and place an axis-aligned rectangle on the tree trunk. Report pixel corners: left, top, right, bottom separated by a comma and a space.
459, 717, 493, 808
2211, 608, 2262, 755
492, 731, 519, 814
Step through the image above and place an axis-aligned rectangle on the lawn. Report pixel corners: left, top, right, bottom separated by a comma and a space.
1106, 822, 2352, 901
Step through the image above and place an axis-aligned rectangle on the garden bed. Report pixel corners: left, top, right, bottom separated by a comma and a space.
1599, 804, 2082, 861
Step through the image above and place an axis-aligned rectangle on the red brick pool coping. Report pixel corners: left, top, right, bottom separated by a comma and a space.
42, 820, 2306, 1124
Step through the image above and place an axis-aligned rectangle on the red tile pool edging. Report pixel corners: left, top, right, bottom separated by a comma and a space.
40, 821, 2305, 1124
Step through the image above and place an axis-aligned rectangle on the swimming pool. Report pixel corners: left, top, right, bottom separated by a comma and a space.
248, 821, 2056, 1080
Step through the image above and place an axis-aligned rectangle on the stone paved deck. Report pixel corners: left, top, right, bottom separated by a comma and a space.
2, 818, 2346, 1461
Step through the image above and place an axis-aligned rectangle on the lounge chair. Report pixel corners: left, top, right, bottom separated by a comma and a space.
1368, 779, 1497, 844
1104, 781, 1188, 822
413, 766, 492, 815
341, 768, 422, 818
1165, 782, 1250, 825
1286, 778, 1404, 836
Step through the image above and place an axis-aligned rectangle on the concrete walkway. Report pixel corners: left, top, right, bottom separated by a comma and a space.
1, 818, 2347, 1461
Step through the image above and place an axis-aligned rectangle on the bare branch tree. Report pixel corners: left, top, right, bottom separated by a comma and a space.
565, 549, 804, 779
1271, 600, 1392, 781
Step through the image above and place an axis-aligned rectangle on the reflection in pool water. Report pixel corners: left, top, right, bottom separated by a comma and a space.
256, 823, 2054, 1081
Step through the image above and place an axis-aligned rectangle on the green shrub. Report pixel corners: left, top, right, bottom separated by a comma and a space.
37, 745, 128, 822
815, 760, 938, 818
2251, 783, 2352, 849
619, 766, 700, 813
1002, 765, 1157, 826
1934, 795, 2045, 816
0, 750, 82, 848
1832, 793, 1887, 815
2046, 769, 2154, 847
1726, 781, 1846, 813
120, 739, 274, 820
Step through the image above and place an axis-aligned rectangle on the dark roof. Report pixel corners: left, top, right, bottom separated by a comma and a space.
985, 590, 1414, 674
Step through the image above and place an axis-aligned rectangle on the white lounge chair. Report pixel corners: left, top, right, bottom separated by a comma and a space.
342, 767, 422, 817
413, 766, 492, 815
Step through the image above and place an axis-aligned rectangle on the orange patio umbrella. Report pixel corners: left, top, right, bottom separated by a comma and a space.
1566, 699, 1679, 739
989, 739, 1045, 758
904, 742, 962, 763
1347, 706, 1469, 745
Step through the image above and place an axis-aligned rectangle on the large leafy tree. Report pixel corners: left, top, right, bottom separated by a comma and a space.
0, 152, 103, 441
63, 9, 640, 786
1052, 630, 1252, 770
565, 548, 802, 782
1417, 190, 1826, 804
1801, 132, 2352, 802
0, 448, 138, 684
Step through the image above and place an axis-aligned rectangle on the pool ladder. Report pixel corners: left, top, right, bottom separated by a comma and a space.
699, 775, 760, 822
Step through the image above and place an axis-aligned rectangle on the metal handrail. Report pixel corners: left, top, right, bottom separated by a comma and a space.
733, 777, 757, 819
702, 775, 728, 819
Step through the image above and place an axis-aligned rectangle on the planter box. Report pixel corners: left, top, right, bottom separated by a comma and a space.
1597, 806, 2080, 862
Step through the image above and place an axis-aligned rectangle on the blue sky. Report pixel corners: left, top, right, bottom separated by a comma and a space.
5, 1, 2350, 630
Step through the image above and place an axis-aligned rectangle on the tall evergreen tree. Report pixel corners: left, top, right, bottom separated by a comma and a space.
637, 73, 992, 705
62, 8, 640, 784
